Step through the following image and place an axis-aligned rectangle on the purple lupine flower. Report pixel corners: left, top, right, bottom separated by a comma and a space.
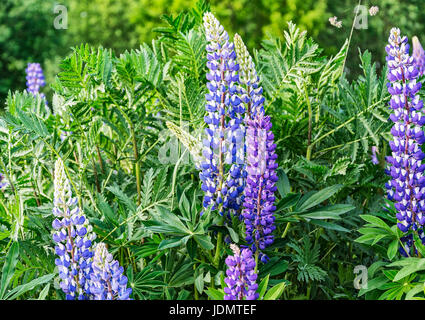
371, 146, 379, 165
25, 63, 47, 103
0, 173, 7, 191
52, 158, 96, 300
412, 36, 425, 76
242, 112, 278, 262
224, 244, 259, 300
200, 12, 245, 217
89, 243, 132, 300
384, 28, 425, 255
235, 34, 277, 262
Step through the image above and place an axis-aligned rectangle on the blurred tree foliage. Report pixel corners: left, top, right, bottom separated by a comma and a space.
0, 0, 67, 102
2, 0, 425, 104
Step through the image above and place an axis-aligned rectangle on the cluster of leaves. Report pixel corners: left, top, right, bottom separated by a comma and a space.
0, 1, 411, 301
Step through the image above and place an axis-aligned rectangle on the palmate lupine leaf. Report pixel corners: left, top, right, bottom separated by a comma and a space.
168, 28, 206, 79
316, 39, 349, 99
165, 74, 205, 124
256, 21, 321, 111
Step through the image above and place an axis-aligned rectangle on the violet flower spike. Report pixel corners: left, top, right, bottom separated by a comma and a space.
242, 112, 278, 262
52, 158, 96, 300
384, 28, 425, 256
89, 243, 132, 300
200, 12, 245, 218
224, 244, 259, 300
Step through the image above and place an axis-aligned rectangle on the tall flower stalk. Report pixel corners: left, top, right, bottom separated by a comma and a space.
234, 34, 278, 263
52, 158, 132, 299
200, 12, 245, 219
385, 28, 425, 257
224, 244, 259, 300
52, 158, 95, 299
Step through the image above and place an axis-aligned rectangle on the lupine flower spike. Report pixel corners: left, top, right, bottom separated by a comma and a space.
242, 112, 278, 262
412, 36, 425, 76
385, 28, 425, 256
234, 34, 265, 119
25, 63, 47, 103
224, 244, 259, 300
200, 12, 245, 218
234, 34, 278, 263
52, 158, 96, 299
89, 243, 132, 300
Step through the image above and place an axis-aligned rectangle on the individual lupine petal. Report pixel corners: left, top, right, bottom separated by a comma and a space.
413, 36, 425, 76
385, 28, 425, 255
224, 244, 259, 300
89, 242, 132, 300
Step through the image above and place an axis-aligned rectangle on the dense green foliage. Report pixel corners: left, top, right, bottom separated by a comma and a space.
3, 0, 425, 103
2, 0, 425, 301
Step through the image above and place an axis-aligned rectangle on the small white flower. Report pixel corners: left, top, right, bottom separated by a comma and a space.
369, 6, 379, 16
329, 16, 342, 28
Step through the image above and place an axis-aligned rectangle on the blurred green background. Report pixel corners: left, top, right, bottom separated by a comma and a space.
1, 0, 424, 103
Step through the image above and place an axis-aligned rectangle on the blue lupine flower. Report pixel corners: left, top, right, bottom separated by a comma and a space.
25, 63, 47, 103
412, 36, 425, 76
224, 244, 259, 300
52, 158, 96, 300
384, 28, 425, 255
89, 243, 132, 300
0, 173, 7, 191
200, 12, 245, 217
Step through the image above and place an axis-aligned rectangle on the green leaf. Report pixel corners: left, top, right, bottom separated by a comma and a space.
158, 236, 188, 250
360, 215, 393, 234
258, 274, 270, 299
0, 242, 19, 299
37, 283, 50, 300
392, 259, 425, 282
195, 273, 204, 294
225, 226, 239, 243
387, 240, 398, 260
205, 288, 224, 300
300, 204, 354, 220
263, 281, 286, 300
194, 234, 214, 250
4, 273, 55, 300
296, 185, 342, 212
276, 169, 290, 197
